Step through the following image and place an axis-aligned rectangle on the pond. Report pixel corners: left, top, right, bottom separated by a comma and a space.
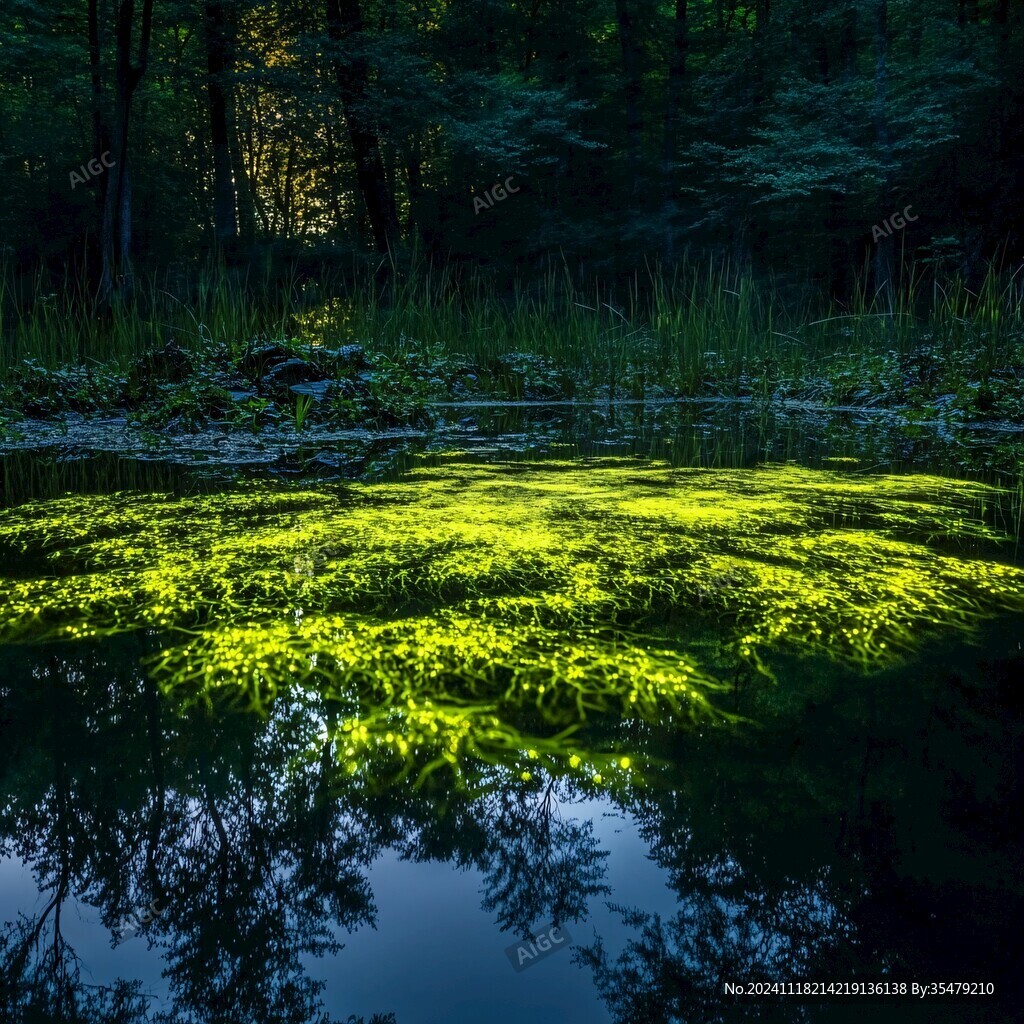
1, 402, 1022, 1023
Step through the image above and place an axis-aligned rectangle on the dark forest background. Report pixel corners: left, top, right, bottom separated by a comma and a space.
1, 0, 1022, 303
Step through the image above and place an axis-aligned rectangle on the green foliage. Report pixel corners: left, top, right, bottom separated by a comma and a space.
8, 359, 129, 415
2, 0, 1023, 283
230, 395, 275, 434
137, 379, 234, 432
2, 263, 1023, 428
293, 393, 314, 431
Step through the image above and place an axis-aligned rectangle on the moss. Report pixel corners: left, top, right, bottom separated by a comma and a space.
2, 458, 1023, 783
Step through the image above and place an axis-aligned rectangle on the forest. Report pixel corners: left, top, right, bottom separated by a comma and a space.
2, 0, 1022, 292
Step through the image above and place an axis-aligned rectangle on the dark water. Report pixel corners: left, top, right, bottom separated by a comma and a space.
3, 398, 1024, 500
1, 404, 1022, 1023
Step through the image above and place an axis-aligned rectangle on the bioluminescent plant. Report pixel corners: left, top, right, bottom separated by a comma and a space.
2, 458, 1023, 784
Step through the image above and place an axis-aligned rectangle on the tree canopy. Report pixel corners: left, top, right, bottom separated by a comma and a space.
1, 0, 1021, 296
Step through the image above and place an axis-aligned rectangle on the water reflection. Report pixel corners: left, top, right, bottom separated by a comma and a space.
1, 453, 1022, 1022
0, 640, 613, 1022
580, 635, 1024, 1023
1, 627, 1021, 1022
4, 399, 1023, 508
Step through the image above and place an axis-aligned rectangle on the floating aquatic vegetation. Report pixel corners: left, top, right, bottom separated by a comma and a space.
149, 609, 720, 788
322, 697, 636, 792
3, 457, 1023, 782
2, 459, 1022, 660
153, 613, 719, 723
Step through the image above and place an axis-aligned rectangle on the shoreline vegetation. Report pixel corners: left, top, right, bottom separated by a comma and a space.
2, 260, 1023, 443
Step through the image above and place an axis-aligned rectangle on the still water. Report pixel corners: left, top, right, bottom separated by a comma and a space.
1, 403, 1022, 1023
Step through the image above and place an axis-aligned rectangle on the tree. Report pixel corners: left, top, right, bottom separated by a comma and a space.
99, 0, 156, 302
325, 0, 400, 253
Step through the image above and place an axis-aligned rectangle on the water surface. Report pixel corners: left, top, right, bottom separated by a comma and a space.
1, 406, 1021, 1023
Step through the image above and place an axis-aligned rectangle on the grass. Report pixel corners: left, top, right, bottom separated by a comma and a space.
2, 255, 1024, 422
293, 393, 314, 431
291, 259, 1024, 402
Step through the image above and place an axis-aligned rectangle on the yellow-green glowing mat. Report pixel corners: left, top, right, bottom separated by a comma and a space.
2, 458, 1022, 785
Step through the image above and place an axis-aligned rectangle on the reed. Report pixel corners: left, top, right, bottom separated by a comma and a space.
2, 255, 1022, 395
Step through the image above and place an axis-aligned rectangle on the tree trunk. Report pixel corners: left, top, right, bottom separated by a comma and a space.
662, 0, 688, 258
872, 0, 894, 307
205, 1, 238, 253
405, 135, 424, 235
326, 0, 400, 253
99, 0, 155, 304
87, 0, 107, 179
86, 0, 108, 306
615, 0, 644, 195
325, 124, 347, 234
231, 107, 258, 249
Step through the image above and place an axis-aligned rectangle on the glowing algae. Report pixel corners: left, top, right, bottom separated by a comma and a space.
2, 458, 1023, 785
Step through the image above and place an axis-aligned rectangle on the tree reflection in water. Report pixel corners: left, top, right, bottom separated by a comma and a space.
0, 639, 611, 1022
577, 635, 1024, 1023
4, 629, 1021, 1023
